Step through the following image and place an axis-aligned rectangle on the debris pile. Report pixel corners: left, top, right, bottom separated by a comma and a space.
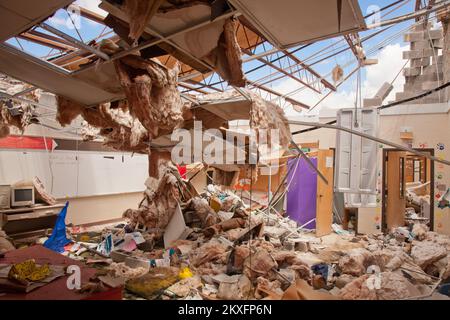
59, 173, 450, 300
123, 164, 183, 236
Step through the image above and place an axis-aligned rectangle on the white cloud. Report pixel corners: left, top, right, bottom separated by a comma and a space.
48, 16, 67, 28
48, 0, 107, 28
271, 43, 409, 117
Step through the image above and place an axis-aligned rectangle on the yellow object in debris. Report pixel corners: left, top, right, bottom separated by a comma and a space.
8, 259, 51, 282
80, 235, 90, 242
178, 267, 193, 279
210, 197, 221, 213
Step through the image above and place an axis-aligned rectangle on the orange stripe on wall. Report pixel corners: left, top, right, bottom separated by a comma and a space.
0, 135, 53, 150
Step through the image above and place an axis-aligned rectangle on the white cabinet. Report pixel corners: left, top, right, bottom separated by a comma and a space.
335, 108, 379, 207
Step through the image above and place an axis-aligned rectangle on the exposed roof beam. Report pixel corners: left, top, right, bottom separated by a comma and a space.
367, 0, 450, 29
18, 32, 76, 51
186, 79, 223, 93
73, 5, 239, 75
242, 48, 322, 94
343, 32, 365, 62
247, 79, 310, 109
28, 30, 76, 48
39, 22, 110, 61
50, 49, 87, 65
179, 82, 209, 94
76, 5, 106, 25
280, 49, 336, 92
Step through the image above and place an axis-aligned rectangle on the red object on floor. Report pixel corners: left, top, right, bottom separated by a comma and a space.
0, 245, 122, 300
177, 164, 187, 179
0, 135, 53, 150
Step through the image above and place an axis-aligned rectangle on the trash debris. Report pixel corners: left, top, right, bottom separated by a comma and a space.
8, 259, 50, 282
125, 267, 180, 300
216, 274, 252, 300
411, 241, 447, 269
282, 279, 338, 300
23, 160, 449, 301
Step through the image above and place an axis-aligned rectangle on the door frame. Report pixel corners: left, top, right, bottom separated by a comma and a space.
382, 148, 435, 232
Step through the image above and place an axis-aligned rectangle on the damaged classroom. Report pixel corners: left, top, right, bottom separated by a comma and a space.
1, 0, 450, 303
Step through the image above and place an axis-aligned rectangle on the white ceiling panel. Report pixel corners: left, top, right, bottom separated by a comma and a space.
229, 0, 366, 48
0, 0, 73, 42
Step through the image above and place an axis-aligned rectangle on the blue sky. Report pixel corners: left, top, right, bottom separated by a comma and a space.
5, 0, 436, 114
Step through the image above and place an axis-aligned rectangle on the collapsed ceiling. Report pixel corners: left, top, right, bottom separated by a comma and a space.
0, 0, 367, 156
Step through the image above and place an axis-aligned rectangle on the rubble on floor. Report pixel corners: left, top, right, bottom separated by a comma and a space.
9, 165, 445, 301
49, 175, 450, 301
123, 164, 183, 235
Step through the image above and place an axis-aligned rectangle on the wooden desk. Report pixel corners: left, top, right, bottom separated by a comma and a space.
0, 203, 65, 239
0, 245, 122, 300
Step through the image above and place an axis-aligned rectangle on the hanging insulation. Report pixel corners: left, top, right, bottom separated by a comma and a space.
56, 96, 150, 153
249, 92, 292, 152
332, 65, 344, 83
113, 55, 184, 138
55, 96, 84, 127
221, 17, 246, 87
204, 18, 246, 87
122, 0, 165, 42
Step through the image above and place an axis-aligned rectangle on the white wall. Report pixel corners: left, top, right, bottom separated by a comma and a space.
65, 192, 143, 226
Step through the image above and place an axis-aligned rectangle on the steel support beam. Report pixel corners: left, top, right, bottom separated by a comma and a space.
12, 86, 37, 97
343, 32, 365, 62
18, 31, 76, 52
0, 91, 56, 112
247, 79, 310, 109
280, 49, 336, 91
39, 22, 110, 60
73, 5, 239, 75
242, 48, 322, 93
367, 0, 450, 29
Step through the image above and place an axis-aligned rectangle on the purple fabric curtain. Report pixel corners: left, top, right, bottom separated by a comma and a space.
286, 157, 317, 229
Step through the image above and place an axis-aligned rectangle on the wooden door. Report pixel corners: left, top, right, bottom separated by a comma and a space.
385, 151, 407, 230
316, 149, 334, 237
